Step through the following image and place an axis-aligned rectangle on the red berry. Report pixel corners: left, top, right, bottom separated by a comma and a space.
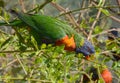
101, 69, 112, 83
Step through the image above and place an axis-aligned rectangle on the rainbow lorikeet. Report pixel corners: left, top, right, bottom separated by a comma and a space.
0, 10, 95, 58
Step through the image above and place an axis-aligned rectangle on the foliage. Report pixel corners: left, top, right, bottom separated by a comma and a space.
0, 0, 120, 83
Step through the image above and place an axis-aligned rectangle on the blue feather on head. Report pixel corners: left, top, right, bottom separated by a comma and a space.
75, 40, 95, 56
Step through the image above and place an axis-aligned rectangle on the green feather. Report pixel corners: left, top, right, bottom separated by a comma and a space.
53, 19, 84, 47
0, 11, 84, 47
0, 20, 25, 26
12, 12, 66, 41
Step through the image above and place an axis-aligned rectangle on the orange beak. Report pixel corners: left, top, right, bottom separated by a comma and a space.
85, 55, 95, 60
85, 55, 90, 60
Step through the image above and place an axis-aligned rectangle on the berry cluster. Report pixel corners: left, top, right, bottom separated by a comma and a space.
82, 67, 112, 83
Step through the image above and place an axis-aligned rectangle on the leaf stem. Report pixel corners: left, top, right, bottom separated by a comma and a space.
15, 54, 27, 75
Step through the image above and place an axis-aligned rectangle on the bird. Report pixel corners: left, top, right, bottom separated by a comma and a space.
0, 10, 95, 59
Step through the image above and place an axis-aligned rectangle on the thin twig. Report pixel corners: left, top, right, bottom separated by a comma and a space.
0, 29, 10, 35
0, 59, 18, 70
0, 50, 34, 53
7, 59, 18, 67
56, 5, 120, 17
27, 0, 52, 13
51, 2, 75, 25
51, 2, 88, 37
1, 77, 52, 82
110, 15, 120, 23
93, 0, 120, 17
93, 28, 120, 37
87, 0, 105, 40
77, 0, 86, 24
15, 54, 27, 75
32, 0, 36, 9
116, 0, 120, 11
0, 16, 9, 24
92, 1, 120, 24
18, 0, 26, 13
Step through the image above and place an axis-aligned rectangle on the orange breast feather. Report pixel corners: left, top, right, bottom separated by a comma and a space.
55, 35, 76, 51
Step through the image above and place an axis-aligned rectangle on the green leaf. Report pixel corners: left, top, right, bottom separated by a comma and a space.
31, 36, 39, 50
101, 9, 110, 16
98, 0, 103, 6
41, 43, 47, 49
19, 43, 27, 51
98, 78, 105, 83
35, 57, 43, 63
54, 45, 65, 53
116, 49, 120, 54
0, 36, 13, 48
94, 26, 103, 34
79, 38, 84, 46
4, 11, 10, 22
112, 62, 118, 68
89, 17, 95, 23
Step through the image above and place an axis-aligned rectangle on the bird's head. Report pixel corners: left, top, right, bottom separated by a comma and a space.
75, 40, 95, 60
